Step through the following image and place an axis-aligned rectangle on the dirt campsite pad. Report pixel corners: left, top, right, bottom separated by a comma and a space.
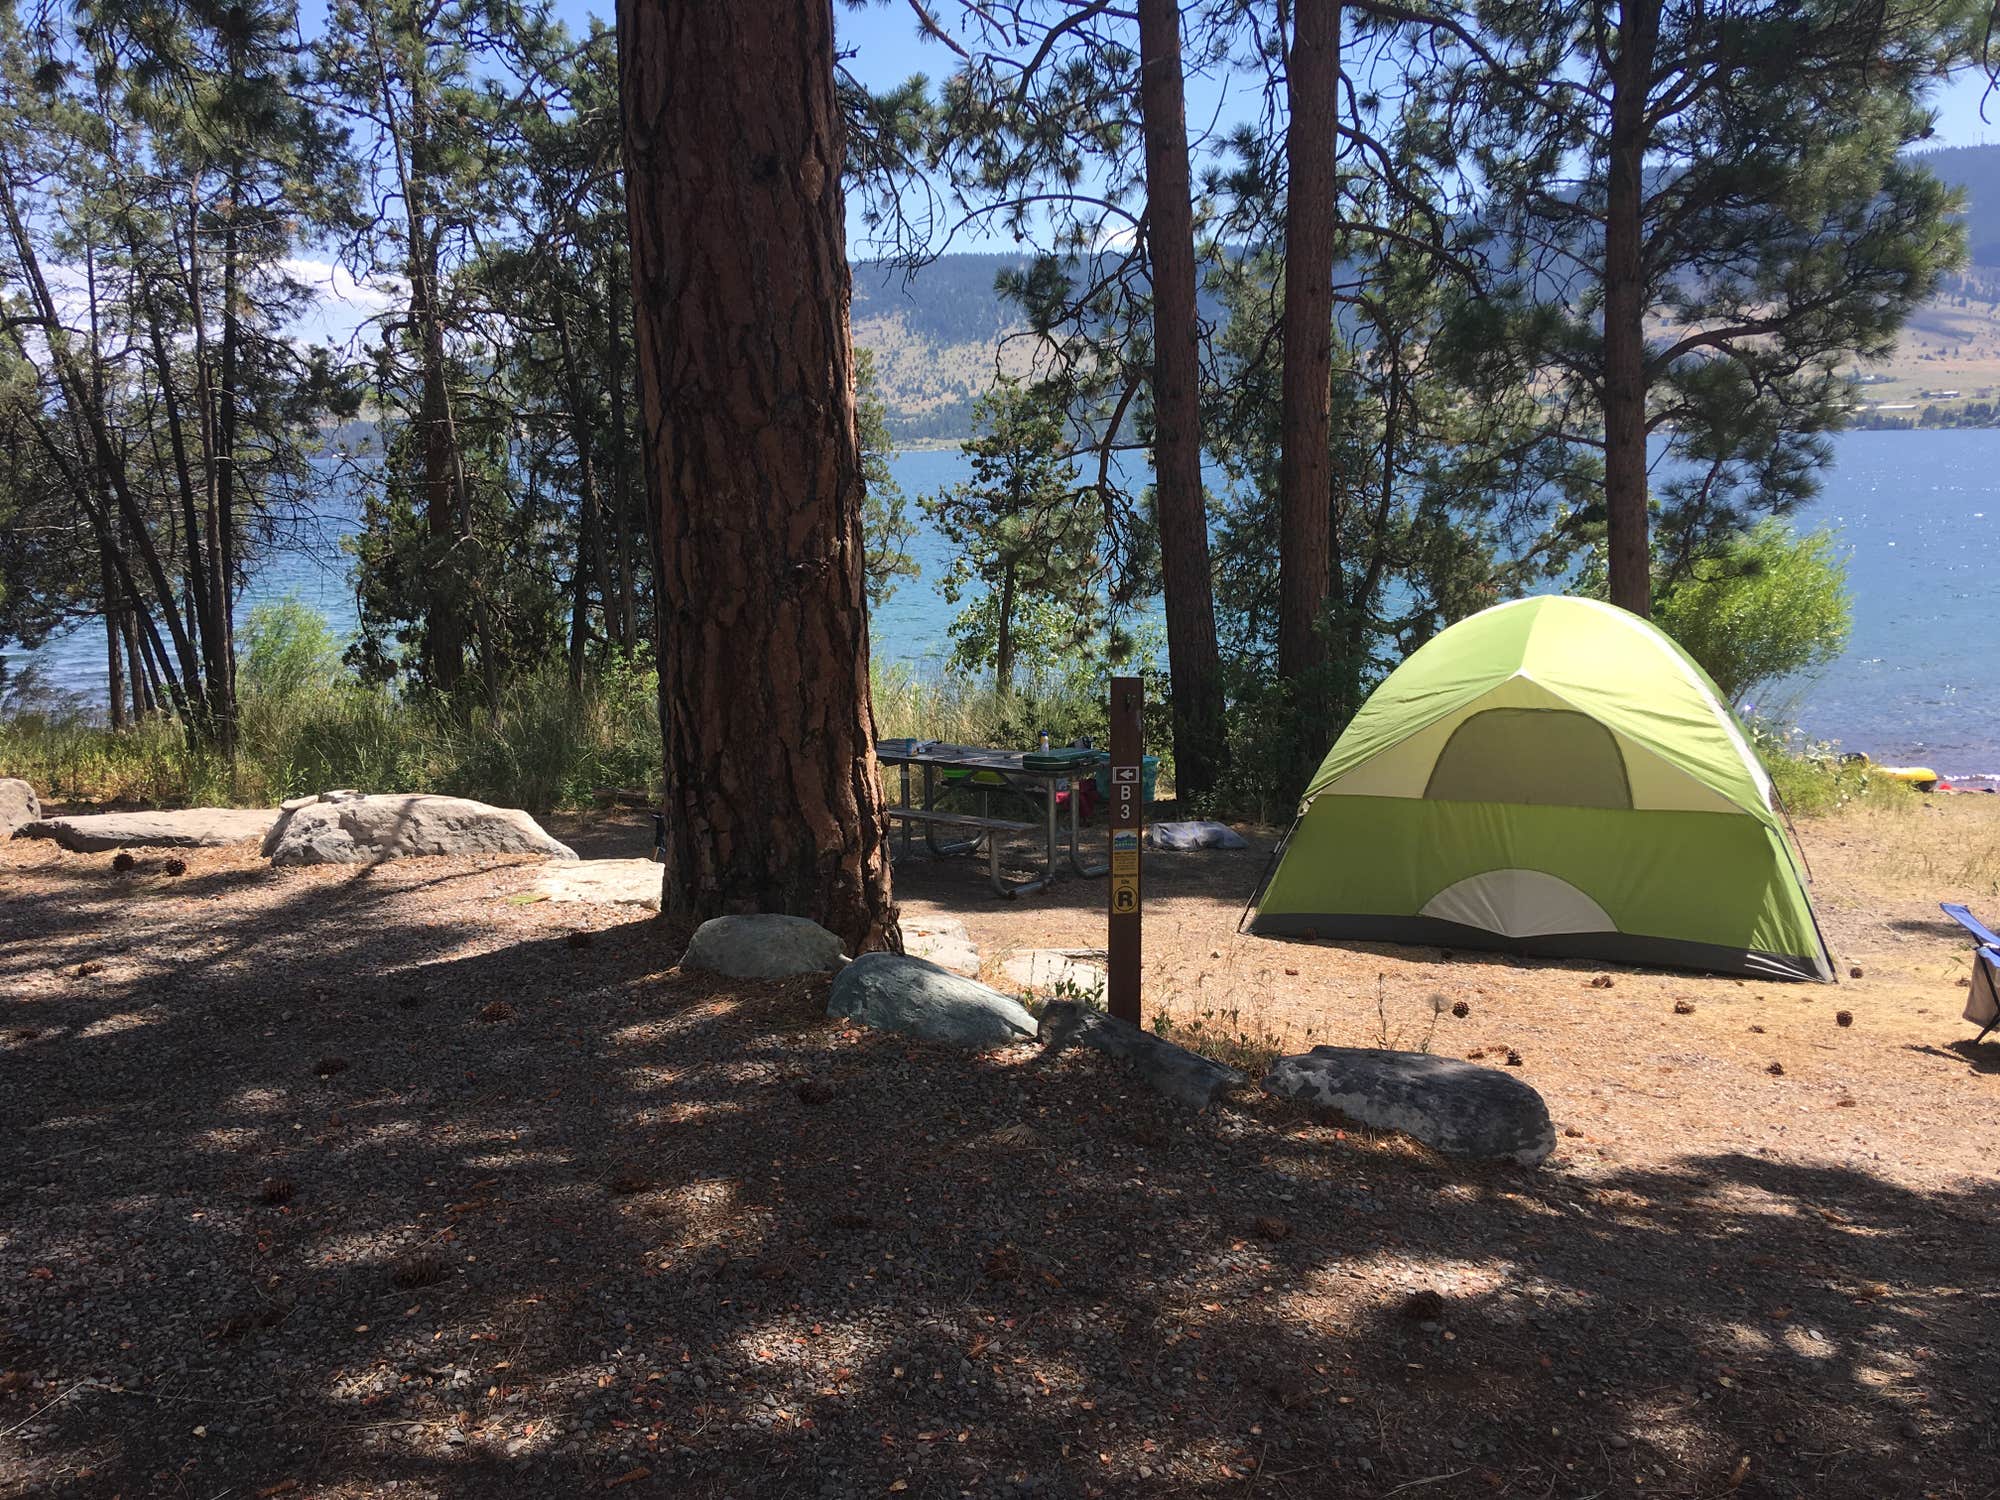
0, 797, 1996, 1498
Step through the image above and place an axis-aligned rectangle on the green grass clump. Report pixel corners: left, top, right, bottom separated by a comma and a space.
1752, 722, 1923, 818
0, 655, 661, 817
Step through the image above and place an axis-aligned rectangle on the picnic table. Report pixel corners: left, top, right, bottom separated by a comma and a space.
876, 739, 1109, 897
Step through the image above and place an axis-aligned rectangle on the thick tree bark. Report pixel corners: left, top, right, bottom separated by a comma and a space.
1136, 0, 1227, 800
1277, 0, 1343, 786
618, 0, 898, 953
1603, 0, 1658, 617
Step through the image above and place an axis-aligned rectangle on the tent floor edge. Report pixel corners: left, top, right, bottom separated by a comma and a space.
1246, 911, 1832, 983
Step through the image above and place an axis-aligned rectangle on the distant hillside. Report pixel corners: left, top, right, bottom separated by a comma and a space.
853, 145, 2000, 442
852, 255, 1029, 345
851, 256, 1029, 442
1909, 144, 2000, 265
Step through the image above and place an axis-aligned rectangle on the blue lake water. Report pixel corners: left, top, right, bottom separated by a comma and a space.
7, 429, 1999, 777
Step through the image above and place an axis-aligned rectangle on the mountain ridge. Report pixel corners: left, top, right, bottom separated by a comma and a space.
853, 143, 2000, 442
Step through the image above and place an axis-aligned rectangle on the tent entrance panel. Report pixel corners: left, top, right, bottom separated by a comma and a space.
1418, 868, 1616, 937
1424, 708, 1631, 809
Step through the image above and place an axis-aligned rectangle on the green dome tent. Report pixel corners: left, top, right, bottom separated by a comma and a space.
1249, 595, 1834, 981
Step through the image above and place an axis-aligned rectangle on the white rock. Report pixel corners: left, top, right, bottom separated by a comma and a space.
900, 915, 980, 977
681, 914, 846, 979
1001, 948, 1106, 1003
262, 794, 576, 866
0, 778, 40, 836
19, 808, 276, 851
533, 858, 663, 909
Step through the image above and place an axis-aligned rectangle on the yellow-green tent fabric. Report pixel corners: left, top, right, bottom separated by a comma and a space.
1250, 596, 1834, 981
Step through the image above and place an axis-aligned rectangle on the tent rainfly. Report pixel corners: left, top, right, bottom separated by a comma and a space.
1249, 596, 1834, 981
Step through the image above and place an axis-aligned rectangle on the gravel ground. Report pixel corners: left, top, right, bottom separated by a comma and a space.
2, 807, 1997, 1499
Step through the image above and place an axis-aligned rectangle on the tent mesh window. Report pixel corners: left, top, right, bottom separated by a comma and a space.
1423, 708, 1632, 810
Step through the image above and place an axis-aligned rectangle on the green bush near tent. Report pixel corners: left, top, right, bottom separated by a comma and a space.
1655, 523, 1852, 706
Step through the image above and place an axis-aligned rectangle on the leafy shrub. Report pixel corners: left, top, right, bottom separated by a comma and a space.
1655, 523, 1851, 705
1195, 672, 1305, 825
1749, 721, 1916, 818
237, 597, 345, 701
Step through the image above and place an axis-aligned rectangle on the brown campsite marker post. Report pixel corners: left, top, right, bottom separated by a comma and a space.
1107, 675, 1144, 1025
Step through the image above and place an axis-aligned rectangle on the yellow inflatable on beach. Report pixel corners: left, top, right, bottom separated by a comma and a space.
1875, 765, 1940, 789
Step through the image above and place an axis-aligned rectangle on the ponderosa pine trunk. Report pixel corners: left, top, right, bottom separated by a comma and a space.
1277, 0, 1342, 789
618, 0, 898, 953
996, 561, 1017, 698
102, 548, 127, 731
605, 263, 639, 651
1603, 0, 1658, 617
1136, 0, 1227, 800
139, 262, 222, 712
214, 201, 243, 754
553, 290, 608, 696
408, 201, 466, 688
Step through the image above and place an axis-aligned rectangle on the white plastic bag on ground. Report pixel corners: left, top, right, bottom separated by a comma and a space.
1146, 820, 1248, 851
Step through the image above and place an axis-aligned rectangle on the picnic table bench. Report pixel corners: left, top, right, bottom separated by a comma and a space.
877, 739, 1108, 898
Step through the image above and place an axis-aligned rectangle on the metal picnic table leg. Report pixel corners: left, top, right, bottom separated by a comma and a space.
899, 762, 911, 858
918, 761, 984, 859
1044, 777, 1059, 884
991, 774, 1058, 900
1068, 777, 1108, 877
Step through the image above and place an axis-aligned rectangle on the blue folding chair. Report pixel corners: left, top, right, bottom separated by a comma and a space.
1941, 903, 2000, 1043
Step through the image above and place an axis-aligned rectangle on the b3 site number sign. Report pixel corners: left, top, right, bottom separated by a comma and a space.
1107, 676, 1142, 1025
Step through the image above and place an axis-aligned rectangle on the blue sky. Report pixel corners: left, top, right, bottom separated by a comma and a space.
285, 1, 2000, 344
831, 2, 2000, 139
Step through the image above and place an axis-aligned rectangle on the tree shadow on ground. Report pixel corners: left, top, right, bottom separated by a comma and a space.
0, 850, 1995, 1499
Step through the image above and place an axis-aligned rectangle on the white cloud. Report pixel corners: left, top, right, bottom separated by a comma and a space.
279, 256, 403, 312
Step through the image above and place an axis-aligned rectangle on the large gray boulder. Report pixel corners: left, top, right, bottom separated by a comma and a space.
1039, 1001, 1243, 1110
262, 793, 575, 866
19, 807, 275, 851
682, 914, 845, 979
1262, 1047, 1556, 1166
829, 952, 1037, 1047
0, 778, 39, 836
